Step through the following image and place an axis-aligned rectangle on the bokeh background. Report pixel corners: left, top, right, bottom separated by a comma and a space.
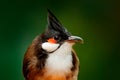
0, 0, 120, 80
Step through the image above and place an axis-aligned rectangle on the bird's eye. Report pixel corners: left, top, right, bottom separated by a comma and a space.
54, 36, 59, 40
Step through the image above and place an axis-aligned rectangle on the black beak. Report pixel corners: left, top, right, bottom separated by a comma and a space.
68, 36, 84, 44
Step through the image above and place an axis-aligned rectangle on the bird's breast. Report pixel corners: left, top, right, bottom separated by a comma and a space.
45, 51, 73, 73
33, 42, 75, 80
35, 72, 73, 80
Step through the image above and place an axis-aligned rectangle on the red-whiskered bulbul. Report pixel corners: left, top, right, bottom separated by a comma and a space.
23, 9, 83, 80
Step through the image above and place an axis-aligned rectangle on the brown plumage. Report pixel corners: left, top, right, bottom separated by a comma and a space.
23, 10, 83, 80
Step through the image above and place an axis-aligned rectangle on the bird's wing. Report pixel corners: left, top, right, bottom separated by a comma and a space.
71, 49, 80, 80
23, 36, 48, 80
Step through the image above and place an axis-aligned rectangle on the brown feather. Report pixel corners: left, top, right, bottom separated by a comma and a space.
23, 36, 79, 80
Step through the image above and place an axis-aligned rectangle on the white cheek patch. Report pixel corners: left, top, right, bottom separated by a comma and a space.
42, 42, 60, 52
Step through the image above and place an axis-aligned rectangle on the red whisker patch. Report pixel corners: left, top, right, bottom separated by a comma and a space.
47, 38, 57, 44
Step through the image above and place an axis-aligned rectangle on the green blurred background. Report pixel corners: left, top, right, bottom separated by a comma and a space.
0, 0, 120, 80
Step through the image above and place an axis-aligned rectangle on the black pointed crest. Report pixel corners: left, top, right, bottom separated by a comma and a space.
47, 9, 71, 37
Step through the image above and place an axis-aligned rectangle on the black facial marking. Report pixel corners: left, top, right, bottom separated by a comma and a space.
42, 9, 71, 43
41, 30, 67, 44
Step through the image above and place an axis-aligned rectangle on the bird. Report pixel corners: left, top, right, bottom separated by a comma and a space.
23, 9, 83, 80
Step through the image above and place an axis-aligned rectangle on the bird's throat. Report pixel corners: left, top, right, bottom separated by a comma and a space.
45, 42, 73, 73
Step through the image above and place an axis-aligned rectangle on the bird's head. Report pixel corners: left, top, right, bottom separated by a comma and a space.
41, 10, 83, 53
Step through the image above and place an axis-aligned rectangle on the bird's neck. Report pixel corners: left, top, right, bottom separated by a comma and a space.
36, 42, 73, 80
45, 42, 73, 74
